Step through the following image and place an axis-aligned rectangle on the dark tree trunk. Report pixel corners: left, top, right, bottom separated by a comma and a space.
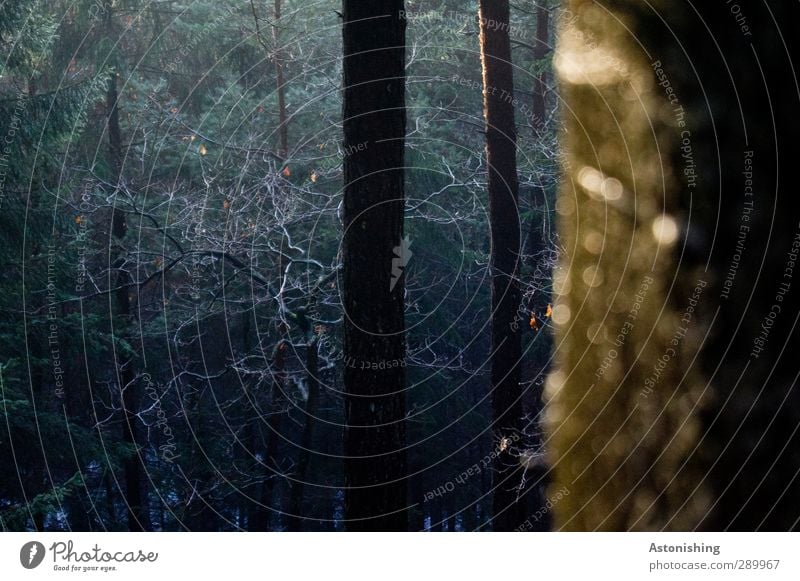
107, 73, 146, 531
240, 310, 265, 531
67, 491, 92, 531
463, 501, 478, 532
444, 502, 456, 532
287, 338, 321, 531
104, 471, 118, 529
528, 1, 550, 270
520, 1, 553, 535
104, 5, 148, 530
408, 469, 424, 531
248, 0, 289, 158
341, 0, 408, 531
272, 0, 289, 158
428, 495, 443, 531
249, 337, 286, 531
479, 0, 526, 531
531, 2, 550, 125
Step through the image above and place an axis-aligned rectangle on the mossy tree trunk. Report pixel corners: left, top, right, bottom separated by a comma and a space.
549, 0, 800, 531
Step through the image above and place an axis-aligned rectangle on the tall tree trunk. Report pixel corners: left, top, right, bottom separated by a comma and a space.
528, 1, 550, 268
240, 309, 259, 531
531, 2, 549, 125
287, 337, 321, 531
110, 97, 146, 533
479, 0, 525, 531
520, 0, 553, 535
341, 0, 408, 531
249, 0, 289, 158
104, 5, 148, 530
550, 0, 800, 530
249, 337, 286, 531
272, 0, 289, 158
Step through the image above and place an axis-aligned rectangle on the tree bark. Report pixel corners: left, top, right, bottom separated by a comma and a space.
479, 0, 526, 531
341, 0, 408, 531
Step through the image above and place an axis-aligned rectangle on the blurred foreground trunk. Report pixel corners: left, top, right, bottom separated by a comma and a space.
549, 0, 800, 530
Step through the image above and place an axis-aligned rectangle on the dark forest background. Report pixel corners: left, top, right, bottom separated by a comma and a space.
1, 0, 558, 531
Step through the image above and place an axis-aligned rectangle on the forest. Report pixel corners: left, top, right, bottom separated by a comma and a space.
1, 0, 798, 533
